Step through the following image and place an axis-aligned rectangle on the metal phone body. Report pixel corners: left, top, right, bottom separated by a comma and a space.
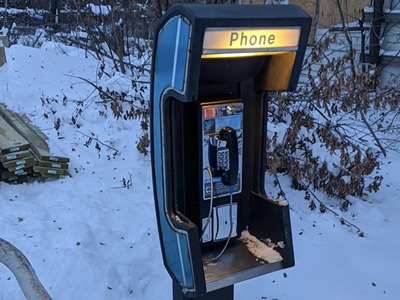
200, 102, 243, 244
201, 102, 243, 200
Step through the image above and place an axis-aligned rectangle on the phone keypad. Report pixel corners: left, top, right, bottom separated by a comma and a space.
217, 149, 230, 171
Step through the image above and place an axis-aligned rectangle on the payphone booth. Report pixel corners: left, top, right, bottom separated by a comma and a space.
150, 4, 311, 299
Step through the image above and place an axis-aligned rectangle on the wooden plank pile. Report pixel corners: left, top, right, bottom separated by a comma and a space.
0, 103, 71, 183
0, 35, 8, 67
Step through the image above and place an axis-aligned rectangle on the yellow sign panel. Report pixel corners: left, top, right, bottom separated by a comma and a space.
203, 27, 301, 51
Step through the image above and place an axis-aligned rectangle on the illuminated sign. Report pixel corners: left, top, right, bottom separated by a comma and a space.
202, 27, 301, 57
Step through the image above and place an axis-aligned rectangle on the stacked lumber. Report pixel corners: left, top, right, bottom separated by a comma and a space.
0, 117, 34, 183
0, 104, 70, 183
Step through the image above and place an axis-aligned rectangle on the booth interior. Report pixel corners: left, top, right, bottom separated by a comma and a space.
169, 46, 297, 290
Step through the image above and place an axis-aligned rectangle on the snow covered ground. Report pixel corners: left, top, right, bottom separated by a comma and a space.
0, 42, 399, 300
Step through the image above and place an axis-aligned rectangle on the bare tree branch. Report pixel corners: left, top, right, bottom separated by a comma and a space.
305, 188, 365, 237
77, 130, 120, 154
360, 110, 387, 157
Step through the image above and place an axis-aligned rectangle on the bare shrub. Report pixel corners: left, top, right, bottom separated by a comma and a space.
267, 34, 400, 203
52, 0, 154, 76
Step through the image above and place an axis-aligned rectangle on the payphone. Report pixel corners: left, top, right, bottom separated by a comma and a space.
200, 101, 243, 245
150, 4, 311, 299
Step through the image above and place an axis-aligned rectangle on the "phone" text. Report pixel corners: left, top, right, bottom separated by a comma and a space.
230, 32, 276, 47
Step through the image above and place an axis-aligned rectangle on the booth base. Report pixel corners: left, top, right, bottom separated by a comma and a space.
173, 281, 233, 300
202, 239, 283, 293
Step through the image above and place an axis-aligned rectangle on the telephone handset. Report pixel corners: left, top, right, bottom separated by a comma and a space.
213, 127, 238, 186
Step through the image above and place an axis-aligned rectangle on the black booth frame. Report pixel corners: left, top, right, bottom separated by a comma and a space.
150, 4, 311, 298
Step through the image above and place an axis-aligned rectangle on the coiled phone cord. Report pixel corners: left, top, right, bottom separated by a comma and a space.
201, 166, 234, 262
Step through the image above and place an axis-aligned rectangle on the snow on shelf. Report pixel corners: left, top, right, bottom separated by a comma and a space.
239, 230, 283, 264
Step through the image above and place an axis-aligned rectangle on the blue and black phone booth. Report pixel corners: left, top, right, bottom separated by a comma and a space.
150, 4, 311, 299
